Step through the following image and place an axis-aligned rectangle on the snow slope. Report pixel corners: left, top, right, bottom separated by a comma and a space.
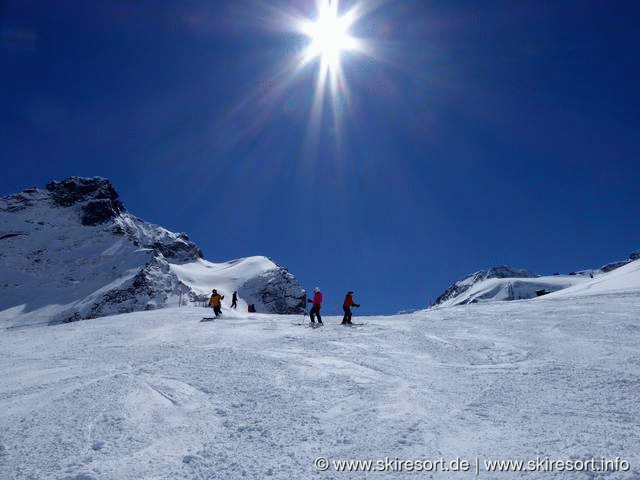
1, 280, 639, 479
170, 256, 307, 313
550, 258, 640, 298
170, 256, 278, 303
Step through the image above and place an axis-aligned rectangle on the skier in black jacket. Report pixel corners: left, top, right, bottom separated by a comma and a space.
231, 291, 238, 309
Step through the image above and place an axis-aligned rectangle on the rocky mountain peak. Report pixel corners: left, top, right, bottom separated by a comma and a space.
45, 176, 125, 226
1, 177, 305, 325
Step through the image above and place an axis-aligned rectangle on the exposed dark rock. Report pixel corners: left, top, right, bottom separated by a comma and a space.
238, 266, 306, 314
47, 258, 183, 324
47, 176, 118, 206
81, 200, 122, 226
600, 261, 629, 273
47, 177, 124, 224
147, 241, 204, 263
595, 250, 640, 274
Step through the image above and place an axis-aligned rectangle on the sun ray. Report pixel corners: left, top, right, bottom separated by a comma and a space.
215, 0, 389, 154
293, 0, 367, 139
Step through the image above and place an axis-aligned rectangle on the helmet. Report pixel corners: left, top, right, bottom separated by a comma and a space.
347, 291, 353, 294
212, 289, 217, 293
314, 287, 320, 293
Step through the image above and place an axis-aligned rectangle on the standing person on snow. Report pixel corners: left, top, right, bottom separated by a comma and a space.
341, 291, 360, 325
231, 291, 238, 309
307, 287, 323, 324
209, 289, 224, 317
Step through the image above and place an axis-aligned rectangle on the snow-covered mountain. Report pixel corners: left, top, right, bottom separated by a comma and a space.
433, 254, 640, 307
0, 177, 306, 326
433, 267, 539, 306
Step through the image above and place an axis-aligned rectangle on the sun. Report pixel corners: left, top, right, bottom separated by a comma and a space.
220, 0, 383, 148
300, 1, 360, 71
290, 0, 370, 133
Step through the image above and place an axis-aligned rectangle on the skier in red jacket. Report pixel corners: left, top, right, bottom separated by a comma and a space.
341, 291, 360, 325
307, 287, 323, 324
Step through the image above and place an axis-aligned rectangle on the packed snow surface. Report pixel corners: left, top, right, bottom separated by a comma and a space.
1, 276, 639, 479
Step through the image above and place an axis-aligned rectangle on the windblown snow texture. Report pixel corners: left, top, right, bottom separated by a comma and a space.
0, 177, 305, 325
1, 263, 639, 479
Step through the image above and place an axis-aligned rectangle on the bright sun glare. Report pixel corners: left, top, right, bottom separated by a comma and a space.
290, 0, 371, 133
228, 0, 383, 146
301, 1, 359, 71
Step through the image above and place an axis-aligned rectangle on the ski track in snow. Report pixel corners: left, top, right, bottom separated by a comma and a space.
1, 294, 639, 479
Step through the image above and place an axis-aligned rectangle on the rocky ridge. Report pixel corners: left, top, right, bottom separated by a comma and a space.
0, 177, 306, 325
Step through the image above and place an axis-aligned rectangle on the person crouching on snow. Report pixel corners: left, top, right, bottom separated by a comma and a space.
209, 289, 224, 316
307, 287, 323, 324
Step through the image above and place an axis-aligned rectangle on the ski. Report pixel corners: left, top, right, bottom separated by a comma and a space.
201, 317, 217, 322
291, 322, 324, 328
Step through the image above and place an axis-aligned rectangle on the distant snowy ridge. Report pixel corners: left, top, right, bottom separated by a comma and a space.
598, 250, 640, 273
0, 177, 305, 327
433, 266, 539, 306
549, 256, 640, 299
433, 254, 640, 307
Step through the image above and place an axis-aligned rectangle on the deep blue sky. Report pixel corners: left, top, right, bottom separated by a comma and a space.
1, 0, 639, 314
